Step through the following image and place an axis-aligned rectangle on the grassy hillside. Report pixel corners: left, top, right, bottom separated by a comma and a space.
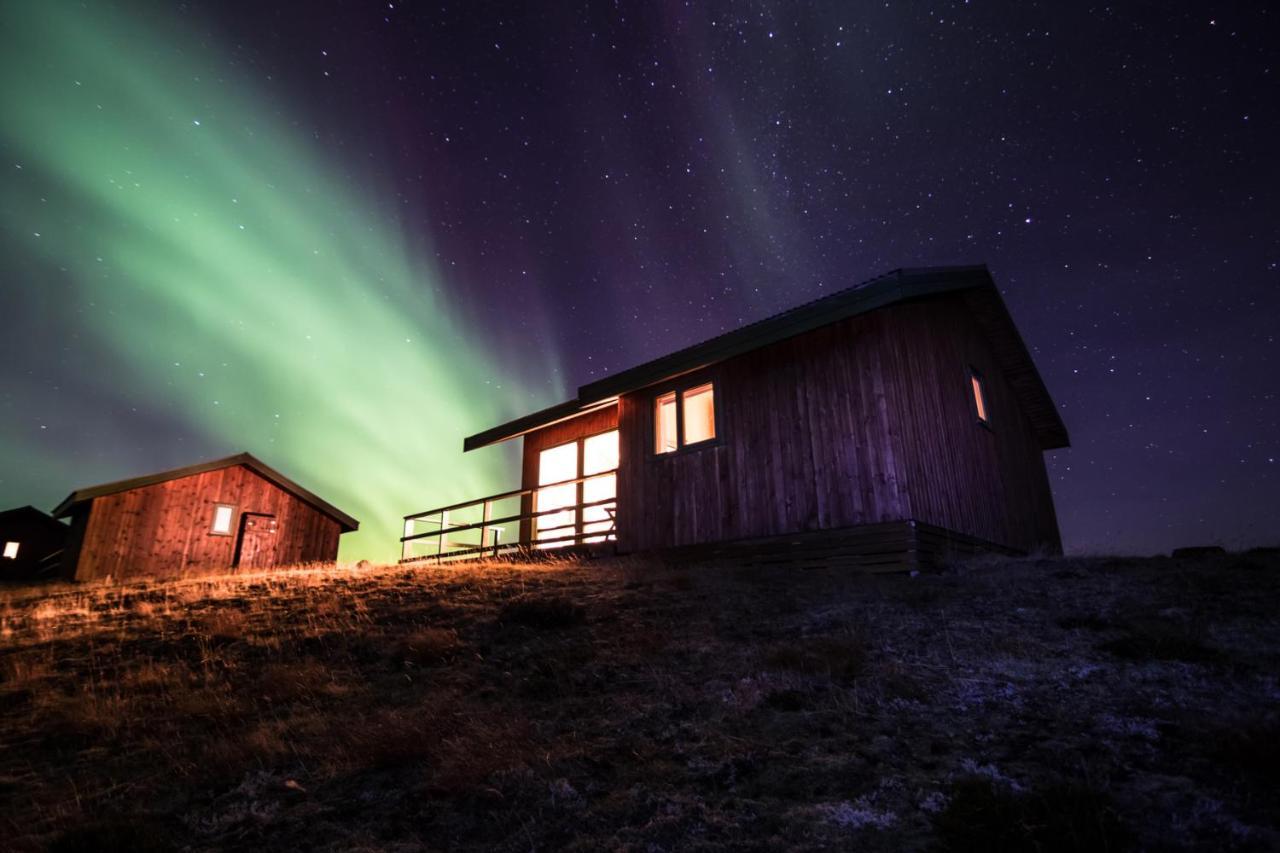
1, 550, 1277, 851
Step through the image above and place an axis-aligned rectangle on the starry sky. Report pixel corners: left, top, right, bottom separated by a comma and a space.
1, 1, 1276, 559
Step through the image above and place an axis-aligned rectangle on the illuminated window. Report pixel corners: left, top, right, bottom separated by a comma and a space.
2, 541, 17, 559
654, 382, 717, 453
654, 391, 678, 454
970, 369, 990, 426
582, 430, 619, 543
210, 504, 236, 535
536, 442, 579, 548
536, 431, 619, 548
682, 383, 716, 445
583, 430, 619, 475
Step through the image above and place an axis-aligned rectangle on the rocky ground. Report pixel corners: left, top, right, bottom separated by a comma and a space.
0, 548, 1277, 851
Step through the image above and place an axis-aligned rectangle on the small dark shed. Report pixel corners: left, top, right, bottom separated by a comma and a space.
52, 453, 359, 582
403, 265, 1070, 570
0, 506, 69, 582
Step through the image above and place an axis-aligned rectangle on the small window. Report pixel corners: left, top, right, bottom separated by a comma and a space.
682, 383, 716, 445
655, 391, 678, 454
970, 369, 990, 426
2, 541, 18, 559
653, 381, 718, 453
210, 504, 236, 535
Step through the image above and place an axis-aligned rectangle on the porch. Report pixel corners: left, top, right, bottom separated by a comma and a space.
400, 467, 618, 563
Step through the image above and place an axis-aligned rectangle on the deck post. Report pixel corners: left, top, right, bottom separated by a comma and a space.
402, 518, 414, 562
480, 500, 492, 552
437, 510, 449, 562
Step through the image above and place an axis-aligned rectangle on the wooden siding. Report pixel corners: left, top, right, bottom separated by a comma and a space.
518, 404, 619, 543
880, 294, 1063, 553
616, 293, 1062, 554
67, 465, 342, 581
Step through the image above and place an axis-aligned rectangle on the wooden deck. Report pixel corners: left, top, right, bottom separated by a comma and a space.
402, 516, 1017, 573
641, 519, 1020, 573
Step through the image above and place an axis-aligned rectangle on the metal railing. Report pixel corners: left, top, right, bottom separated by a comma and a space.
400, 469, 617, 563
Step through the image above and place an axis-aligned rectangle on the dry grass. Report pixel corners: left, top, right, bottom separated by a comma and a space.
0, 550, 1277, 851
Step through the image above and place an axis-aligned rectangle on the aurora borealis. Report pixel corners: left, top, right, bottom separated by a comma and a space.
0, 3, 560, 560
1, 2, 1277, 557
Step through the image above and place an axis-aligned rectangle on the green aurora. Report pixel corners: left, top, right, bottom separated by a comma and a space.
0, 3, 559, 561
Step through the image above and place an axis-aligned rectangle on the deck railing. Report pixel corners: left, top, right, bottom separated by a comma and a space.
400, 469, 617, 563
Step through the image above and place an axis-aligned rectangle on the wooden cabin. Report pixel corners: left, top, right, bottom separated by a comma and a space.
52, 453, 358, 582
0, 506, 69, 582
403, 266, 1069, 570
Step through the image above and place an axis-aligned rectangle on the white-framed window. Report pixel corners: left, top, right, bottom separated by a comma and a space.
654, 381, 717, 454
210, 503, 236, 535
2, 541, 18, 559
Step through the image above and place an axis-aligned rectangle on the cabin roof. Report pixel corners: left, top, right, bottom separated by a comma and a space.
51, 453, 360, 532
0, 505, 70, 532
465, 265, 1070, 452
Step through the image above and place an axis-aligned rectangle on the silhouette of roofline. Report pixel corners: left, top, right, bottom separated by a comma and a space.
51, 453, 359, 531
464, 265, 1069, 451
0, 505, 70, 530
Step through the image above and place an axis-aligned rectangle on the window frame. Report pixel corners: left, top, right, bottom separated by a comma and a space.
2, 541, 18, 560
650, 376, 722, 457
968, 366, 993, 431
533, 427, 619, 548
209, 503, 238, 536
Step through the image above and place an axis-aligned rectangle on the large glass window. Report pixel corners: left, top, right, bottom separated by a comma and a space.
535, 430, 619, 548
654, 382, 717, 453
2, 541, 18, 559
536, 442, 579, 548
581, 430, 619, 544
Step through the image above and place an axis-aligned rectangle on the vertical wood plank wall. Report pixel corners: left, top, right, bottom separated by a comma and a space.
882, 294, 1062, 553
68, 466, 343, 581
616, 293, 1062, 554
518, 405, 619, 543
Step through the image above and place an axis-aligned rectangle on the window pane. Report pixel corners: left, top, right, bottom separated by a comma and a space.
211, 504, 234, 534
682, 383, 716, 444
538, 442, 578, 485
2, 541, 17, 559
971, 374, 989, 423
536, 442, 580, 548
583, 430, 618, 475
535, 482, 577, 549
654, 392, 678, 453
582, 473, 616, 543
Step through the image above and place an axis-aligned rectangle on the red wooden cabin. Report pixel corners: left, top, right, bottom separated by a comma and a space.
403, 266, 1069, 570
53, 453, 358, 581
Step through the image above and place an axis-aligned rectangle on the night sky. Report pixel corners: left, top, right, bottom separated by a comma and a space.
1, 1, 1276, 560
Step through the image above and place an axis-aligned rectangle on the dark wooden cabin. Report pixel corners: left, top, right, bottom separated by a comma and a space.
0, 506, 70, 582
403, 266, 1069, 570
52, 453, 359, 582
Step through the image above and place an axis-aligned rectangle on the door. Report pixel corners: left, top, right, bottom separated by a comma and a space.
234, 513, 278, 568
581, 430, 618, 543
535, 442, 578, 548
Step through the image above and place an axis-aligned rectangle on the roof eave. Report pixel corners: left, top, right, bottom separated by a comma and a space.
52, 453, 360, 532
460, 264, 1070, 453
463, 397, 617, 452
